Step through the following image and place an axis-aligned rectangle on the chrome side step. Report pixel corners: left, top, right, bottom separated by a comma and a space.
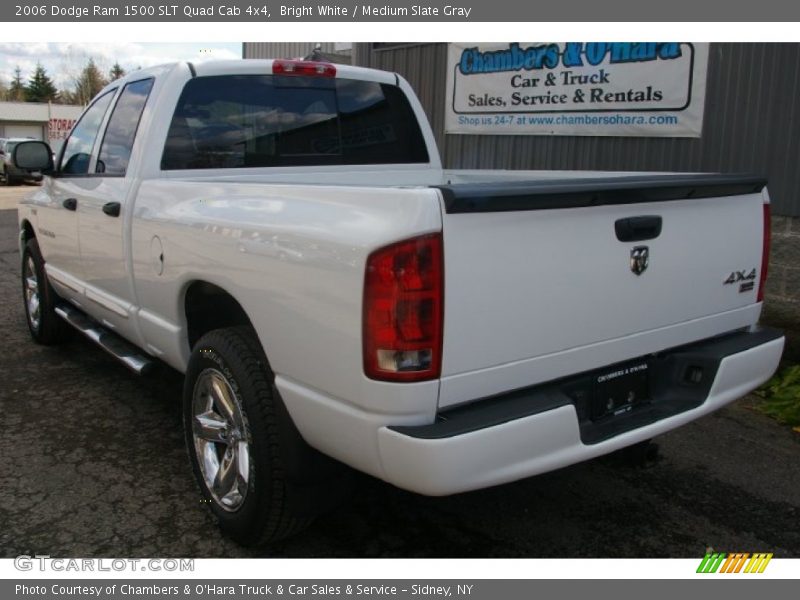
55, 304, 155, 375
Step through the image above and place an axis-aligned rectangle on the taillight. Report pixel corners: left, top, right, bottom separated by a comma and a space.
272, 60, 336, 77
363, 233, 444, 382
757, 203, 771, 303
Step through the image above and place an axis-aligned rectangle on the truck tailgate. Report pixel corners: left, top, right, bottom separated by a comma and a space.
436, 174, 768, 408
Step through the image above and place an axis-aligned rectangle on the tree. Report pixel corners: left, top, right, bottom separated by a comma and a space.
108, 62, 126, 81
25, 63, 59, 103
70, 58, 107, 105
7, 66, 26, 101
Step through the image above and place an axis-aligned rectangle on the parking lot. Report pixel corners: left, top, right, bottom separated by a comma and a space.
0, 184, 798, 559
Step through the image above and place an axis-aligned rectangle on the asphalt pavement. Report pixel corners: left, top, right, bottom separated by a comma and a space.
0, 185, 798, 559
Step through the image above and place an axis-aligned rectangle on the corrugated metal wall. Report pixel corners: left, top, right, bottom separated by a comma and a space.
353, 43, 800, 217
244, 42, 342, 60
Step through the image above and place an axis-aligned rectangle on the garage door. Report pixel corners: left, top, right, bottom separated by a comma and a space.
5, 125, 44, 140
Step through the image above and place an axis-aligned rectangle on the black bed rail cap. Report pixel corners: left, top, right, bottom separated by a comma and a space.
436, 173, 767, 213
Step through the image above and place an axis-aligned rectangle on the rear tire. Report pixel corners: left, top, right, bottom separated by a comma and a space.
3, 168, 14, 186
21, 237, 71, 345
183, 327, 315, 545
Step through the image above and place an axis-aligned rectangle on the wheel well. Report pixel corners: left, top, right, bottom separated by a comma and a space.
20, 220, 35, 243
184, 282, 253, 349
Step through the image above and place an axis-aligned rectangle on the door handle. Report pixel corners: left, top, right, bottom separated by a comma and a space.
615, 216, 662, 242
62, 198, 77, 211
102, 202, 121, 217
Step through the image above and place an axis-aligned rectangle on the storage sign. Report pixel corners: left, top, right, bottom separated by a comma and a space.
445, 42, 709, 137
48, 118, 76, 141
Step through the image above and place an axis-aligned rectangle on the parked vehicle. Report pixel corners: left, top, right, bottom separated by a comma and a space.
14, 60, 784, 545
1, 138, 44, 185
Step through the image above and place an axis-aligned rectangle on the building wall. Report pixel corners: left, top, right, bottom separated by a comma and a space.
766, 216, 800, 359
353, 42, 800, 356
353, 43, 800, 217
0, 101, 84, 154
0, 122, 45, 140
243, 42, 351, 62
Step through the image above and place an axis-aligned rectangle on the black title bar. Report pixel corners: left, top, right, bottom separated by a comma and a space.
4, 0, 800, 21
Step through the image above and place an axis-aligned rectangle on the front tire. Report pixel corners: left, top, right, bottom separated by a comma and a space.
183, 327, 313, 545
21, 237, 70, 345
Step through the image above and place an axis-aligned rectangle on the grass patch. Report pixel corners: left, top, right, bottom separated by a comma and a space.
754, 364, 800, 430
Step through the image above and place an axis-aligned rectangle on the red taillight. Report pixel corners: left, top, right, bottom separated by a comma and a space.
272, 60, 336, 77
363, 233, 444, 382
758, 203, 771, 303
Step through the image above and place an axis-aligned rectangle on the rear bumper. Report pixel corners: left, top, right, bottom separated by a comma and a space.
376, 328, 784, 495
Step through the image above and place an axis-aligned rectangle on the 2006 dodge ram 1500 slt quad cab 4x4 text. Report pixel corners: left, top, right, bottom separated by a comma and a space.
13, 59, 784, 545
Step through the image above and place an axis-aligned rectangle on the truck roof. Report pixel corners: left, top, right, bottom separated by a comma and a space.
102, 59, 398, 94
192, 59, 398, 84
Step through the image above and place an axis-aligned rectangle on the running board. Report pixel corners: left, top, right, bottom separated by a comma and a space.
55, 304, 155, 375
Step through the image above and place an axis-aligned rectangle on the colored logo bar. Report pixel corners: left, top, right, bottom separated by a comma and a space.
697, 552, 773, 573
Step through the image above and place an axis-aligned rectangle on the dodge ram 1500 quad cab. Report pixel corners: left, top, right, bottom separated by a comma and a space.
14, 59, 784, 544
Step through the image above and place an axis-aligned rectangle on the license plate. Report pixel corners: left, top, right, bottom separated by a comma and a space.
592, 361, 650, 420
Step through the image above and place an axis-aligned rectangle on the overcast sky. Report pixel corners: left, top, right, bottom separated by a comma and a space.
0, 42, 242, 90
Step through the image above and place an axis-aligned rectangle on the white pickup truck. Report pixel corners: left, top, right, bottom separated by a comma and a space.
14, 59, 784, 545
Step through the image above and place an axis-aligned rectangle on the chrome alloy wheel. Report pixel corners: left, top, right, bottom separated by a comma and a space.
191, 368, 251, 512
23, 256, 41, 331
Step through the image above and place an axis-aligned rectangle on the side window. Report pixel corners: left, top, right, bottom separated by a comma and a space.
59, 90, 116, 175
96, 78, 154, 175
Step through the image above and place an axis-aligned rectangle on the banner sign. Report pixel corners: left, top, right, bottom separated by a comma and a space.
445, 42, 709, 137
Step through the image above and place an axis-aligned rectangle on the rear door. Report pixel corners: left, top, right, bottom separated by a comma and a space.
437, 175, 768, 407
76, 77, 154, 335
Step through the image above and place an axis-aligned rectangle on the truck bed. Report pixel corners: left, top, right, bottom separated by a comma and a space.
155, 168, 770, 411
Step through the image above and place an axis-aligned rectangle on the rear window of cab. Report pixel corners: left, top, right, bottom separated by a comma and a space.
161, 75, 430, 170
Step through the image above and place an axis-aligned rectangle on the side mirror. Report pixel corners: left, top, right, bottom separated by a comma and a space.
12, 141, 54, 173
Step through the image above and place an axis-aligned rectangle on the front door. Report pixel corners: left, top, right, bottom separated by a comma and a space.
40, 89, 117, 305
